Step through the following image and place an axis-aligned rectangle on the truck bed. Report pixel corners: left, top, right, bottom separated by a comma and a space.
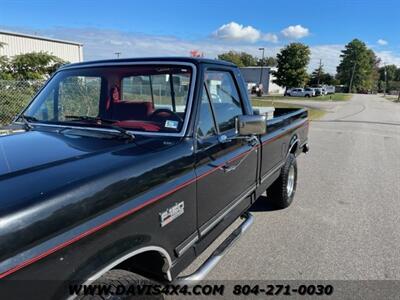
256, 107, 308, 131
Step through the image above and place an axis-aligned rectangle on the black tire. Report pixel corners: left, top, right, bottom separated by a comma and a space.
305, 94, 310, 98
267, 154, 297, 209
77, 269, 164, 300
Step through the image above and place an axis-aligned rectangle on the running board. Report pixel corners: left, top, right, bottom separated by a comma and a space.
176, 212, 254, 283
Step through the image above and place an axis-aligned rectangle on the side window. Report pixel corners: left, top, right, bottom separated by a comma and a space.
205, 71, 243, 133
197, 85, 217, 138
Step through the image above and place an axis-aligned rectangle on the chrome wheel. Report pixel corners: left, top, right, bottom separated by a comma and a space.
287, 164, 295, 197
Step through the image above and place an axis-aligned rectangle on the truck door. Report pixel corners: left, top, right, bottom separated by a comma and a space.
195, 69, 258, 235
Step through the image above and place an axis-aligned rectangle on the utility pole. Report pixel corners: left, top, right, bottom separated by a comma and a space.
115, 52, 121, 59
317, 59, 322, 86
349, 61, 356, 93
257, 47, 265, 97
258, 47, 265, 85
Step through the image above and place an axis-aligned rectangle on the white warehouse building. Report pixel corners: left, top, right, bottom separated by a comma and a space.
239, 67, 285, 95
0, 30, 83, 63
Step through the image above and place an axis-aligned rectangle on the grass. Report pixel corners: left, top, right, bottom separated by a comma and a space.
251, 99, 326, 120
314, 93, 352, 101
384, 95, 400, 103
254, 93, 352, 102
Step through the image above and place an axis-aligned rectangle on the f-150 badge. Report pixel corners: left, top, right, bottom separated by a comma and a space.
159, 202, 184, 227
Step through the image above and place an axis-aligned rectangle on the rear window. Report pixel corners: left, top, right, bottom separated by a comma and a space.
121, 72, 191, 112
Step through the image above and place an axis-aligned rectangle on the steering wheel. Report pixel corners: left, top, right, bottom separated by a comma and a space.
150, 109, 183, 123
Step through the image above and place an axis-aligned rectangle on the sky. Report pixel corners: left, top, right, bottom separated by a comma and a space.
0, 0, 399, 73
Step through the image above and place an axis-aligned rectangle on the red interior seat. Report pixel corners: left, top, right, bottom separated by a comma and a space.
111, 101, 154, 120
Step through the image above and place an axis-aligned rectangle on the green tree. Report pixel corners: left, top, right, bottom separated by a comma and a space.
395, 68, 400, 81
308, 64, 335, 86
217, 51, 257, 67
309, 67, 335, 86
369, 50, 380, 91
272, 43, 310, 89
336, 39, 380, 93
239, 52, 258, 66
257, 56, 277, 67
378, 64, 398, 92
8, 51, 66, 80
218, 51, 278, 68
217, 51, 245, 67
379, 64, 398, 81
0, 42, 11, 80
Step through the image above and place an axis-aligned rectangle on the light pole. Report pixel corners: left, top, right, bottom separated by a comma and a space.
258, 47, 265, 85
115, 52, 121, 59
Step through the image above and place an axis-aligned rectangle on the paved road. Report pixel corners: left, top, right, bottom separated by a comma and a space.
185, 94, 400, 280
275, 98, 345, 113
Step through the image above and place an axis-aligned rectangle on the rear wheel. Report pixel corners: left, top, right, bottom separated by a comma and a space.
267, 154, 297, 209
77, 269, 164, 300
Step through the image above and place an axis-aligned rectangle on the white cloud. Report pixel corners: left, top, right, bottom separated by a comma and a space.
262, 33, 278, 43
213, 22, 279, 44
281, 25, 310, 39
377, 39, 388, 46
309, 45, 343, 73
4, 26, 400, 73
375, 50, 400, 67
213, 22, 261, 43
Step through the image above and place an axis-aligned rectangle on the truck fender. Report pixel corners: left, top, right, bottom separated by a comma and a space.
287, 136, 299, 157
85, 246, 173, 283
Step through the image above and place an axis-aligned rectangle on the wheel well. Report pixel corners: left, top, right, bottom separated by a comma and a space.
112, 250, 170, 282
288, 138, 299, 155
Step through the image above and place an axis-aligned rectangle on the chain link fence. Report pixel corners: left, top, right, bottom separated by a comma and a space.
0, 80, 44, 126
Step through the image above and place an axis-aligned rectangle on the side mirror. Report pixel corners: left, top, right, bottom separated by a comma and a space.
236, 115, 266, 136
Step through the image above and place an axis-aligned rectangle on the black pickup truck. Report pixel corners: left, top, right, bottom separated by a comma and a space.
0, 57, 309, 299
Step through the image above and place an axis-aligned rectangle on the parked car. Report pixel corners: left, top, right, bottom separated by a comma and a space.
304, 87, 316, 97
323, 85, 335, 94
314, 87, 324, 96
0, 57, 309, 299
286, 88, 314, 97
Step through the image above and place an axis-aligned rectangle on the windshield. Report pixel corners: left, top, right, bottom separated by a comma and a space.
23, 64, 193, 134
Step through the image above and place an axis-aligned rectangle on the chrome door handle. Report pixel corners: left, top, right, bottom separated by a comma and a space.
221, 164, 237, 173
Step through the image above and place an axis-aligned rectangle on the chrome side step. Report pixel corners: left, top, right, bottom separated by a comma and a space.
176, 212, 254, 283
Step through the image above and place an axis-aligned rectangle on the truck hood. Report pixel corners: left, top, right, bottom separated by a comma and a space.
0, 128, 140, 177
0, 127, 193, 267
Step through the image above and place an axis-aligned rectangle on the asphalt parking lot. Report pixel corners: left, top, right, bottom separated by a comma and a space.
184, 94, 400, 281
